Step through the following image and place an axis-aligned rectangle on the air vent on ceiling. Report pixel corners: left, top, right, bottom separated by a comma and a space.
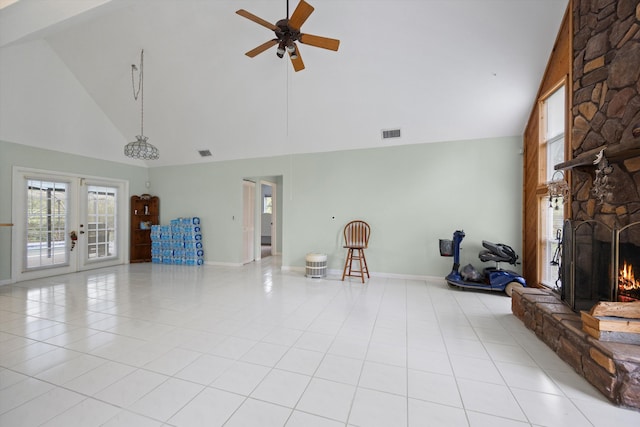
198, 150, 212, 157
382, 129, 401, 139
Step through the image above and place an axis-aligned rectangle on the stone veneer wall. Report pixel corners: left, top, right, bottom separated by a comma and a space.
571, 0, 640, 225
512, 287, 640, 410
513, 1, 640, 412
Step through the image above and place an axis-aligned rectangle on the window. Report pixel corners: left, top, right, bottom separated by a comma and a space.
540, 199, 565, 288
544, 87, 566, 182
540, 85, 566, 288
263, 195, 272, 214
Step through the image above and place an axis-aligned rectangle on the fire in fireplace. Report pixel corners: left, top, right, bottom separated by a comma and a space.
618, 261, 640, 301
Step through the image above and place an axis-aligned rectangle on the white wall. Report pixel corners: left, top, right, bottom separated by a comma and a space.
0, 39, 143, 166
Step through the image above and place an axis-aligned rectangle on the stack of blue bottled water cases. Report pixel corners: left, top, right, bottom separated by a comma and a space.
151, 217, 204, 265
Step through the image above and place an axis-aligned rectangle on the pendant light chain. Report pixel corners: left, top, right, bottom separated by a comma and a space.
141, 51, 144, 137
132, 49, 144, 136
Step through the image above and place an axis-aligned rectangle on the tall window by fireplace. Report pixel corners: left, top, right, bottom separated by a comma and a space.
539, 84, 566, 288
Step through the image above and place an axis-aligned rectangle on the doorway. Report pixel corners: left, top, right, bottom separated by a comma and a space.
12, 167, 128, 281
260, 181, 276, 259
242, 178, 279, 264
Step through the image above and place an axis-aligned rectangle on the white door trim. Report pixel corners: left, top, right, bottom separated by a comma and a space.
242, 180, 256, 264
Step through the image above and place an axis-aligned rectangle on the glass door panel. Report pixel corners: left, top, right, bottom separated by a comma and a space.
86, 185, 117, 260
25, 179, 70, 270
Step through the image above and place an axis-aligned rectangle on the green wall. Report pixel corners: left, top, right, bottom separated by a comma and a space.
1, 135, 523, 282
149, 136, 524, 277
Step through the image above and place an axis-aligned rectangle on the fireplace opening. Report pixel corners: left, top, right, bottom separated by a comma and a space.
561, 220, 640, 311
617, 224, 640, 302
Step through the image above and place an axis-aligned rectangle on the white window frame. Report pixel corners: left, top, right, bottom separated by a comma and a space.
539, 83, 567, 288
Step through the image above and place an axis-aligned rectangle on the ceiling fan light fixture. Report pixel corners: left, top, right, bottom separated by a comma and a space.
236, 0, 339, 72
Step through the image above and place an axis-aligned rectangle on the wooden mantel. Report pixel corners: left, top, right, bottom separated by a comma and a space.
555, 141, 640, 170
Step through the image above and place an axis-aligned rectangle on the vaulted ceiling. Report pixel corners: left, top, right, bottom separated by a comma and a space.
0, 0, 568, 167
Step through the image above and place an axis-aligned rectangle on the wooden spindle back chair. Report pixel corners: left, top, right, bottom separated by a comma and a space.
341, 220, 370, 283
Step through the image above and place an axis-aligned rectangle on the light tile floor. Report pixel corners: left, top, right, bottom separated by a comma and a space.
1, 257, 640, 427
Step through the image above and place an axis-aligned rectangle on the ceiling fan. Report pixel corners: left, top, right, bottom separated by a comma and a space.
236, 0, 340, 72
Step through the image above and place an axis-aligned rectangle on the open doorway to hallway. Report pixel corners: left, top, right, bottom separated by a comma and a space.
242, 177, 280, 263
260, 182, 274, 259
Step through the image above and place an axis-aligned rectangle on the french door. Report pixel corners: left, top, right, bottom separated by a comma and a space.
12, 168, 128, 281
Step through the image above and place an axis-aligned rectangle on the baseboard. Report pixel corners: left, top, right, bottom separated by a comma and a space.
205, 261, 244, 267
281, 266, 446, 282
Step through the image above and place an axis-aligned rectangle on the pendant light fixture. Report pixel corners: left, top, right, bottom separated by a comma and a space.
124, 49, 159, 160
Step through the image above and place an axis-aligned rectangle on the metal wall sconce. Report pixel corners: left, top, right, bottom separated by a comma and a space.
592, 149, 613, 205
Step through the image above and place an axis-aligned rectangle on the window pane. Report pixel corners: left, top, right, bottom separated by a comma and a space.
26, 179, 69, 269
540, 84, 566, 289
263, 196, 272, 214
546, 87, 565, 140
546, 136, 565, 182
541, 197, 564, 288
87, 185, 117, 259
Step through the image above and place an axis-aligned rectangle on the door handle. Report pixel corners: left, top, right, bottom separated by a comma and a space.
79, 230, 85, 234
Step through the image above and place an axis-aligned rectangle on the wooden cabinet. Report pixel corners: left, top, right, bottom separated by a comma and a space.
130, 194, 159, 263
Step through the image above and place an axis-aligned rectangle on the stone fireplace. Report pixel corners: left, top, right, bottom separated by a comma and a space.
512, 287, 640, 410
512, 0, 640, 411
559, 0, 640, 308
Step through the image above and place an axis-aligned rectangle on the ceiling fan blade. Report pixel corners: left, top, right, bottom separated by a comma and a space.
289, 46, 305, 72
288, 0, 314, 30
245, 39, 279, 58
236, 9, 279, 32
299, 33, 340, 51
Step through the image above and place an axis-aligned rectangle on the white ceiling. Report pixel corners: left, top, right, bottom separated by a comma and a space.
0, 0, 568, 167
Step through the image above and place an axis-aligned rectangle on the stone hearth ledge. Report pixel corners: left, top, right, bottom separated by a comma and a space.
511, 287, 640, 411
